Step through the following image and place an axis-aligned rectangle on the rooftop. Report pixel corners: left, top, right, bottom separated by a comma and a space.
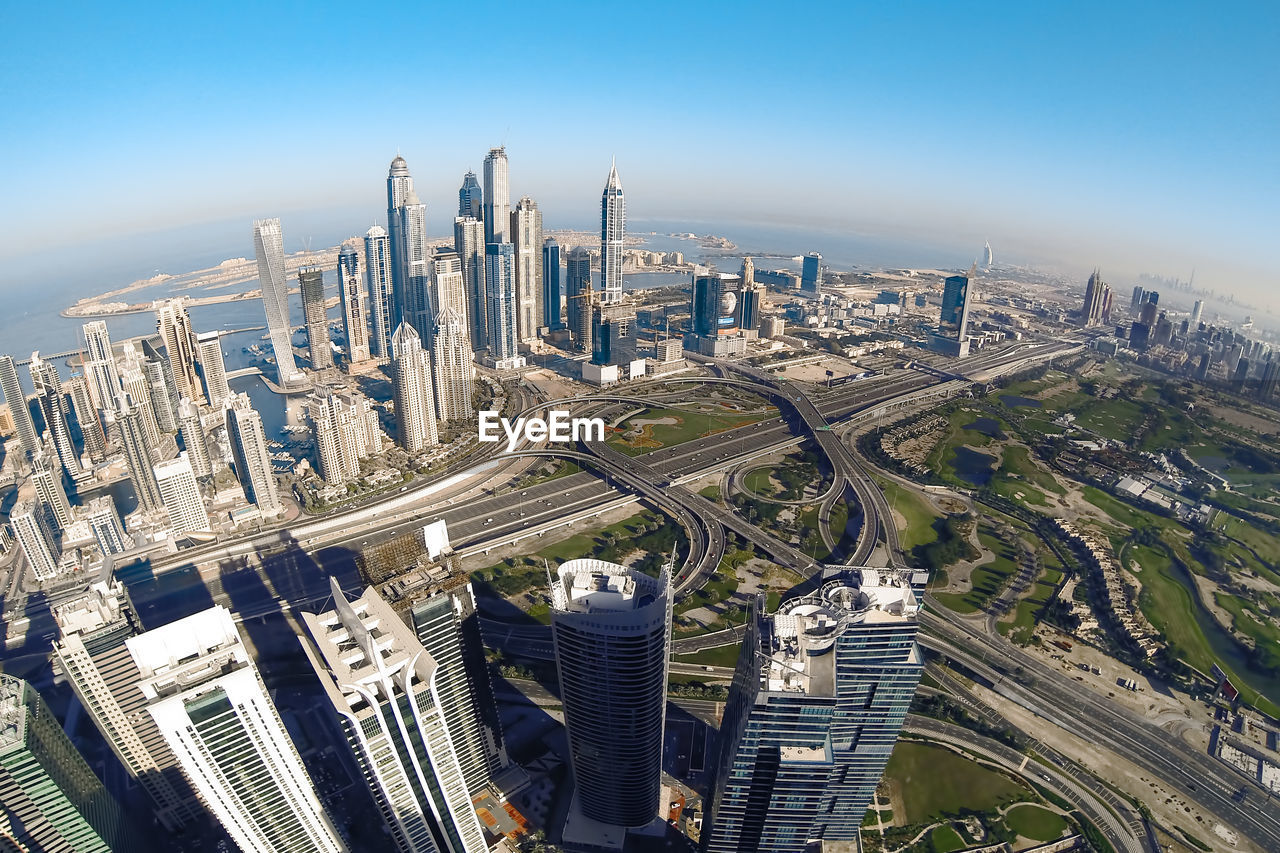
551, 559, 668, 613
54, 581, 126, 637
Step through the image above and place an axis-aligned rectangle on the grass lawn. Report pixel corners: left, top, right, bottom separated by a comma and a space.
998, 446, 1066, 496
1074, 398, 1147, 441
933, 529, 1020, 614
885, 741, 1026, 825
1004, 804, 1068, 841
698, 484, 722, 501
999, 575, 1058, 643
675, 643, 742, 669
929, 824, 966, 853
1219, 514, 1280, 566
873, 474, 943, 551
607, 405, 774, 455
742, 467, 776, 496
1082, 486, 1174, 532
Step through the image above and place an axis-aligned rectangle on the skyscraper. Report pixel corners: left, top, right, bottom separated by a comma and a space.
801, 252, 823, 294
1130, 285, 1146, 314
600, 161, 626, 304
565, 247, 593, 352
365, 225, 395, 359
1191, 299, 1205, 326
117, 344, 161, 448
549, 559, 672, 828
337, 243, 370, 367
67, 374, 108, 463
939, 270, 972, 341
153, 299, 203, 404
141, 337, 180, 434
1139, 292, 1159, 327
83, 496, 128, 555
458, 170, 482, 219
542, 237, 563, 330
252, 218, 304, 387
454, 216, 488, 352
52, 582, 203, 831
1081, 269, 1111, 327
107, 393, 162, 513
31, 448, 73, 532
482, 147, 510, 245
692, 271, 743, 338
0, 673, 137, 852
195, 331, 230, 405
30, 352, 82, 478
484, 243, 520, 368
430, 251, 475, 423
300, 580, 489, 853
591, 301, 638, 368
127, 606, 347, 853
387, 157, 413, 335
154, 454, 210, 534
299, 265, 334, 370
11, 499, 61, 580
307, 390, 378, 485
703, 568, 923, 851
400, 190, 432, 340
431, 248, 469, 319
225, 393, 281, 515
512, 196, 543, 341
983, 240, 994, 268
392, 323, 439, 453
0, 353, 38, 458
81, 321, 121, 415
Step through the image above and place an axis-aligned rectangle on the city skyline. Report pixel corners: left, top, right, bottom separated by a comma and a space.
2, 5, 1277, 308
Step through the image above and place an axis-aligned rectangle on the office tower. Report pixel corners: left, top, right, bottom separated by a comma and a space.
1129, 322, 1151, 351
542, 238, 563, 330
108, 394, 162, 513
400, 191, 432, 340
454, 216, 488, 352
153, 299, 203, 404
1100, 286, 1113, 325
1153, 312, 1174, 348
337, 243, 370, 367
127, 606, 347, 853
801, 252, 823, 294
52, 582, 203, 831
549, 559, 672, 827
573, 282, 597, 356
565, 247, 593, 350
430, 249, 468, 320
740, 280, 761, 332
1233, 357, 1251, 390
600, 161, 625, 304
66, 374, 107, 462
0, 354, 38, 458
30, 352, 82, 477
252, 218, 304, 387
0, 673, 137, 852
1139, 293, 1160, 326
141, 337, 180, 434
391, 323, 439, 453
939, 270, 972, 340
1260, 357, 1280, 400
177, 397, 212, 477
482, 147, 510, 245
703, 568, 923, 851
407, 582, 505, 795
154, 454, 210, 534
1191, 299, 1205, 326
32, 448, 73, 531
591, 302, 637, 368
81, 321, 121, 414
225, 393, 280, 515
365, 225, 395, 359
298, 265, 333, 370
485, 243, 520, 367
117, 344, 161, 448
458, 170, 482, 219
512, 196, 543, 341
1130, 285, 1146, 314
10, 499, 61, 581
692, 270, 743, 337
195, 330, 230, 405
1081, 269, 1110, 327
83, 496, 128, 555
300, 580, 489, 853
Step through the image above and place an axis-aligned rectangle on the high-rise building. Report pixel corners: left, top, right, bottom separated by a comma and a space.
482, 147, 510, 245
364, 225, 395, 359
703, 568, 923, 851
600, 161, 626, 304
565, 247, 593, 352
454, 217, 488, 352
252, 218, 304, 387
118, 343, 162, 449
400, 191, 432, 341
153, 299, 203, 404
154, 454, 210, 534
177, 397, 212, 478
0, 353, 38, 458
740, 280, 762, 333
801, 252, 823, 294
939, 271, 972, 341
485, 243, 520, 368
392, 323, 439, 453
458, 170, 482, 219
432, 249, 469, 320
432, 307, 475, 423
141, 337, 180, 434
298, 265, 333, 371
108, 393, 162, 513
542, 238, 563, 330
549, 559, 672, 828
692, 270, 743, 338
300, 580, 489, 853
195, 331, 230, 405
31, 448, 73, 532
127, 606, 347, 853
0, 673, 137, 851
1139, 292, 1160, 327
387, 156, 414, 336
1081, 269, 1111, 327
337, 243, 370, 368
225, 393, 281, 515
81, 321, 121, 415
591, 301, 637, 368
1130, 285, 1146, 314
1191, 299, 1205, 327
1260, 357, 1280, 400
83, 496, 128, 555
740, 256, 755, 288
30, 352, 82, 477
67, 374, 108, 463
52, 582, 203, 831
512, 196, 543, 342
306, 390, 378, 485
983, 240, 994, 268
10, 499, 61, 581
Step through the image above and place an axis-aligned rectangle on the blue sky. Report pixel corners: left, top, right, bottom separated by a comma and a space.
2, 2, 1276, 302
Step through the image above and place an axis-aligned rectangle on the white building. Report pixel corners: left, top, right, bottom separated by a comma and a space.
512, 196, 543, 342
600, 162, 625, 304
195, 330, 230, 404
154, 454, 210, 535
252, 217, 305, 386
10, 499, 61, 581
225, 393, 281, 515
392, 323, 439, 453
482, 147, 510, 246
